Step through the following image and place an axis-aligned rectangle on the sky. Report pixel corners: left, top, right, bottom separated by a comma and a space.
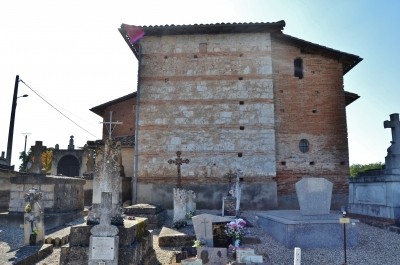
1, 0, 399, 170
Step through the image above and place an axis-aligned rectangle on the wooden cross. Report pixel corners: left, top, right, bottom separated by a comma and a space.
168, 151, 190, 189
100, 111, 123, 140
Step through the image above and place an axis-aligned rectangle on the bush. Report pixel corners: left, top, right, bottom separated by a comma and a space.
350, 162, 384, 177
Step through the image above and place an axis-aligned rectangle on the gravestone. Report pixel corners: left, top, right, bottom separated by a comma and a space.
87, 139, 123, 225
212, 222, 231, 248
192, 214, 232, 247
89, 192, 119, 265
295, 177, 332, 215
241, 254, 264, 264
169, 151, 196, 222
197, 247, 227, 265
222, 196, 236, 217
23, 187, 45, 245
384, 113, 400, 172
27, 141, 46, 174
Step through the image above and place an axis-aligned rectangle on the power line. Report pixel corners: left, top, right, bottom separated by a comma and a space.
19, 79, 100, 139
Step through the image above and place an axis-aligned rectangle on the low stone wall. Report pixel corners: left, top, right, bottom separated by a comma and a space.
349, 172, 400, 220
0, 168, 16, 211
9, 174, 85, 213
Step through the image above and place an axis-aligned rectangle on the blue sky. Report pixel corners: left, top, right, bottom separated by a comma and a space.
0, 0, 399, 169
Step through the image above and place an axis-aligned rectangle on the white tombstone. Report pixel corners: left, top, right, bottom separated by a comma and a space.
23, 188, 45, 245
295, 177, 333, 215
192, 214, 232, 247
173, 188, 196, 222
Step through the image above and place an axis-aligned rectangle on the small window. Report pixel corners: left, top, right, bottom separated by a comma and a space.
299, 139, 309, 153
294, 58, 303, 79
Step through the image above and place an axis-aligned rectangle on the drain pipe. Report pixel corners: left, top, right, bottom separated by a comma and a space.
133, 44, 142, 204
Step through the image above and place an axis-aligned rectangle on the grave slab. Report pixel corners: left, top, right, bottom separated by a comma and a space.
158, 227, 196, 247
258, 210, 359, 248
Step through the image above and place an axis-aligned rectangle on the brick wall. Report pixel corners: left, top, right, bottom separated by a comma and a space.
272, 37, 350, 196
103, 97, 136, 139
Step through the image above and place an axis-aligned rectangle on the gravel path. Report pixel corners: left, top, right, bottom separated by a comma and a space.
2, 211, 400, 264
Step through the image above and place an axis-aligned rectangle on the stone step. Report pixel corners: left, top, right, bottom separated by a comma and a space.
158, 226, 196, 247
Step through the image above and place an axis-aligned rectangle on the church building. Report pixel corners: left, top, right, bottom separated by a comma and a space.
91, 20, 361, 210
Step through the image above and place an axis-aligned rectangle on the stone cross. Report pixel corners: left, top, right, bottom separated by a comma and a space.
27, 141, 47, 174
168, 151, 190, 189
101, 111, 123, 140
384, 113, 400, 154
90, 192, 119, 237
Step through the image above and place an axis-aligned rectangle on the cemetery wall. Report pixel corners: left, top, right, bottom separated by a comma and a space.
0, 168, 16, 210
138, 33, 276, 182
271, 36, 350, 199
9, 175, 85, 212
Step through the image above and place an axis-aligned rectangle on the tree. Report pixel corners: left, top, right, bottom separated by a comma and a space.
350, 162, 384, 177
19, 149, 32, 172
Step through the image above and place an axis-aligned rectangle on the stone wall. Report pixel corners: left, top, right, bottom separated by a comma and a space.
9, 174, 85, 213
271, 36, 350, 201
0, 168, 16, 211
138, 33, 276, 186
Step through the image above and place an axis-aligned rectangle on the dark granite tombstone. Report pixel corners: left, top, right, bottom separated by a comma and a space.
212, 222, 231, 248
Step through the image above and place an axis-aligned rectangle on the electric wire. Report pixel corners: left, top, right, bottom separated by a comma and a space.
19, 79, 100, 139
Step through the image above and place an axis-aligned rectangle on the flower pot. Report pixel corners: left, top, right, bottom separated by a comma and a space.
29, 234, 37, 246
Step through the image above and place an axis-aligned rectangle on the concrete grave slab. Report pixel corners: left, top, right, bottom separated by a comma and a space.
158, 227, 196, 247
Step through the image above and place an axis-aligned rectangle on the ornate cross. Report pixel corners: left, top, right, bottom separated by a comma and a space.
168, 151, 189, 189
100, 111, 123, 139
224, 169, 237, 196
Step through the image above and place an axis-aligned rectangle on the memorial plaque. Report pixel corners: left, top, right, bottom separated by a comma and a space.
91, 237, 115, 260
242, 254, 264, 264
212, 222, 231, 248
223, 196, 237, 217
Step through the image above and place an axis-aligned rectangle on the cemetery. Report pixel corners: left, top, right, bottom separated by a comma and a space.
1, 20, 400, 265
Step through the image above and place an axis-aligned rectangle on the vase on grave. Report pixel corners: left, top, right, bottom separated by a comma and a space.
29, 234, 36, 245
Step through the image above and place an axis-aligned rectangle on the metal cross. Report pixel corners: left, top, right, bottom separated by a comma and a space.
100, 111, 123, 140
224, 169, 237, 196
168, 151, 189, 189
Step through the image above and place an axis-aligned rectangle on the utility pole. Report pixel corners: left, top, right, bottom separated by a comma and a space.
6, 75, 28, 167
22, 133, 31, 153
6, 75, 20, 166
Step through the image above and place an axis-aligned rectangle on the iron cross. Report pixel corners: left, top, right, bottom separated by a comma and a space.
168, 151, 189, 189
100, 111, 123, 139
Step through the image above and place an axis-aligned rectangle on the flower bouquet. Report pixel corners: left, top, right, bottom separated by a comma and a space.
225, 218, 247, 246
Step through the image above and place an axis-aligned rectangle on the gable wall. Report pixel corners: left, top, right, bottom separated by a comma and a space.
103, 98, 136, 139
138, 33, 276, 181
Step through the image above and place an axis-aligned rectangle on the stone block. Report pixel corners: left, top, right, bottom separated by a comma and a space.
197, 247, 227, 265
69, 219, 141, 247
124, 203, 163, 215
